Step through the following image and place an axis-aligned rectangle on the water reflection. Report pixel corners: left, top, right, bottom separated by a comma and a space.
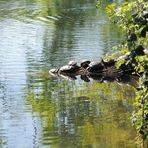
26, 77, 136, 148
0, 0, 137, 147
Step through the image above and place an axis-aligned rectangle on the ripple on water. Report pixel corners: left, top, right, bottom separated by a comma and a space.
0, 0, 137, 147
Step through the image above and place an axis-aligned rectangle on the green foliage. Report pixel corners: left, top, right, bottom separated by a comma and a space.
103, 0, 148, 143
96, 0, 103, 8
115, 59, 125, 69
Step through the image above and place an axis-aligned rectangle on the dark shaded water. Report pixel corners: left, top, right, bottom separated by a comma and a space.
0, 0, 137, 148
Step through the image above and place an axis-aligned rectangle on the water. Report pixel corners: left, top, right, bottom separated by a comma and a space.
0, 0, 137, 148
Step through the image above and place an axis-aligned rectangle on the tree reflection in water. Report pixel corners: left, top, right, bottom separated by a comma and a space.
26, 71, 137, 148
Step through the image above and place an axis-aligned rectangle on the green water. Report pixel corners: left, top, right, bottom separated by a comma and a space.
0, 0, 137, 148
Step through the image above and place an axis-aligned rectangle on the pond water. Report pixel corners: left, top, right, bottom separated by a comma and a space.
0, 0, 138, 148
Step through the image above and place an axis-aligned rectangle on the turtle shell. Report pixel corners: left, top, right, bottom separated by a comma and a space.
60, 65, 71, 71
59, 65, 79, 73
87, 61, 104, 72
68, 60, 77, 66
89, 61, 104, 68
102, 59, 116, 67
80, 60, 91, 68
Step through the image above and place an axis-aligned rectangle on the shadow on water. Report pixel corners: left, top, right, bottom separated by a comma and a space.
0, 0, 139, 147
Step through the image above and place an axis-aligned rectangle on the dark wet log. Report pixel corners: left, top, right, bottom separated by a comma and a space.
49, 56, 141, 86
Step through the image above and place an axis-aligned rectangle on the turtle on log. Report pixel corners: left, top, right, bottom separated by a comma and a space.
49, 60, 80, 75
87, 61, 104, 73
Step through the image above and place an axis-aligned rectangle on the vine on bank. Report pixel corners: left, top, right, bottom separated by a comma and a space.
97, 0, 148, 143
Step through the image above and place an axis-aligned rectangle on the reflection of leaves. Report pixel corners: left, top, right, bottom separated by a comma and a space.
106, 3, 116, 16
25, 72, 136, 147
96, 0, 103, 8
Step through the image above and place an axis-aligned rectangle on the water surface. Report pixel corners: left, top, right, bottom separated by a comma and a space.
0, 0, 137, 148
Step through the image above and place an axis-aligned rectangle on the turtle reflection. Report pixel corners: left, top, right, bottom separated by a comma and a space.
49, 60, 139, 87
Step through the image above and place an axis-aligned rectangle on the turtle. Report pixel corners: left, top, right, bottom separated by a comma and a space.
68, 60, 80, 69
80, 60, 91, 69
101, 59, 116, 67
87, 61, 104, 73
59, 61, 80, 73
68, 60, 77, 66
59, 65, 73, 73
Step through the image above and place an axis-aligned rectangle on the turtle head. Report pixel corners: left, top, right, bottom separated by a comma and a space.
49, 68, 59, 76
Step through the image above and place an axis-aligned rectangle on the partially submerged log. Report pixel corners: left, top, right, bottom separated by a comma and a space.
49, 57, 139, 87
